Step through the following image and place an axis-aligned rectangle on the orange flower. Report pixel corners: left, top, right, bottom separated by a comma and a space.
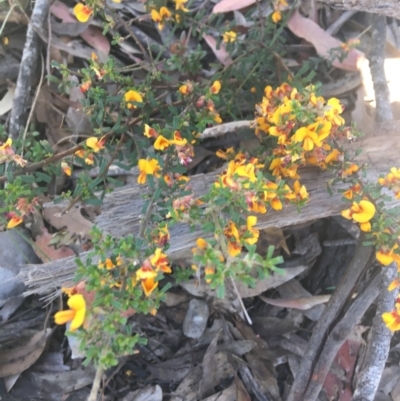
210, 81, 221, 95
224, 221, 241, 257
124, 90, 143, 109
136, 263, 158, 296
61, 161, 71, 176
73, 3, 93, 23
80, 80, 91, 93
144, 124, 158, 138
86, 136, 106, 152
179, 85, 190, 95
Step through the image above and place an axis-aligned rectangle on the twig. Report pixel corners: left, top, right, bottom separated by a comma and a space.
9, 0, 49, 139
302, 272, 381, 401
21, 53, 45, 153
368, 15, 393, 123
326, 10, 357, 35
286, 234, 374, 401
352, 263, 398, 401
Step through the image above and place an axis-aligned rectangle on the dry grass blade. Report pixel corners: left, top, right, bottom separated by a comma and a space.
259, 294, 331, 310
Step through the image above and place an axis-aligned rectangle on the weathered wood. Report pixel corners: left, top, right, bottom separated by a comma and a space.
19, 132, 400, 296
318, 0, 400, 20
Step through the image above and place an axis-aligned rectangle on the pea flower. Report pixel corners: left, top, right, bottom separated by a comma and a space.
86, 136, 106, 152
210, 81, 221, 95
124, 90, 143, 109
154, 135, 171, 151
223, 31, 237, 43
341, 200, 376, 232
73, 3, 93, 23
138, 158, 161, 184
174, 0, 189, 11
54, 294, 86, 332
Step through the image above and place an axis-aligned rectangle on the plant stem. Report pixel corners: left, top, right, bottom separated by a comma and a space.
88, 364, 105, 401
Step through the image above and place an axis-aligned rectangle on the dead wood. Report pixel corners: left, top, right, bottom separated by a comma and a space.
19, 132, 400, 296
318, 0, 400, 20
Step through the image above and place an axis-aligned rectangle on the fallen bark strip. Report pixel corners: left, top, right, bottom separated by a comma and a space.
302, 271, 381, 401
285, 236, 374, 401
9, 0, 49, 139
352, 263, 398, 401
19, 132, 400, 295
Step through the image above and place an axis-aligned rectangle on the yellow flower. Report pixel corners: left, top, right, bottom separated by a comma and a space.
235, 163, 257, 182
138, 158, 161, 184
341, 200, 375, 223
205, 266, 215, 283
61, 161, 71, 176
0, 138, 12, 151
223, 31, 237, 43
124, 90, 143, 109
86, 136, 106, 152
382, 310, 400, 331
376, 248, 394, 266
154, 135, 171, 151
170, 131, 187, 146
174, 0, 189, 11
136, 264, 158, 296
196, 237, 208, 250
244, 216, 259, 245
7, 215, 23, 229
54, 294, 86, 332
73, 3, 93, 23
272, 11, 282, 23
388, 278, 400, 292
292, 126, 322, 151
213, 113, 223, 124
179, 85, 189, 95
151, 7, 171, 30
150, 248, 171, 273
324, 98, 345, 126
210, 81, 221, 95
224, 221, 242, 257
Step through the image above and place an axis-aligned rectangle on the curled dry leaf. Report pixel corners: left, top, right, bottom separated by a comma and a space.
0, 329, 51, 378
202, 34, 233, 67
259, 294, 331, 310
287, 10, 364, 71
0, 84, 16, 116
213, 0, 256, 14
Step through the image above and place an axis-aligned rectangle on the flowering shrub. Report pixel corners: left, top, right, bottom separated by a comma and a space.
2, 2, 400, 399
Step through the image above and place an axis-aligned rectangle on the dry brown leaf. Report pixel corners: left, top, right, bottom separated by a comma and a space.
202, 34, 233, 66
33, 227, 75, 263
0, 329, 51, 378
80, 25, 110, 56
199, 331, 222, 399
258, 227, 290, 255
42, 203, 93, 237
213, 0, 256, 13
287, 10, 364, 71
236, 265, 308, 298
259, 294, 331, 310
235, 376, 251, 401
